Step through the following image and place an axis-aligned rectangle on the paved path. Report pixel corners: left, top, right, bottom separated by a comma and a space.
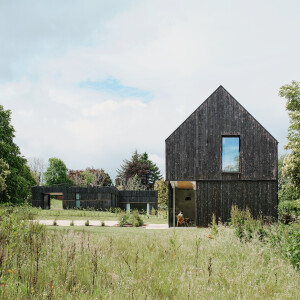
34, 220, 169, 229
142, 223, 169, 230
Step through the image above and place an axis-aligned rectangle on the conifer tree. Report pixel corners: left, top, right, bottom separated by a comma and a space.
116, 150, 162, 190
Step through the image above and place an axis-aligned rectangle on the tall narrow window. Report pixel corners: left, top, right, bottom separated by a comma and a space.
222, 137, 240, 172
75, 193, 80, 209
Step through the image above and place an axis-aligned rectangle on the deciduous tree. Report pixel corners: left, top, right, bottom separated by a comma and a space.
81, 170, 96, 186
27, 157, 46, 185
44, 158, 71, 185
279, 81, 300, 199
0, 105, 35, 203
154, 178, 168, 207
0, 158, 10, 193
68, 168, 112, 186
278, 154, 299, 201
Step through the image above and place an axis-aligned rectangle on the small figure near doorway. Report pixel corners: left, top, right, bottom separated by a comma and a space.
176, 210, 185, 226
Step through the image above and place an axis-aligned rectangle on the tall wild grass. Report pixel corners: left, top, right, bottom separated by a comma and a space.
231, 205, 300, 270
0, 205, 299, 299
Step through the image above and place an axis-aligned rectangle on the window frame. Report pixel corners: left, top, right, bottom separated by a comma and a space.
75, 192, 80, 208
221, 135, 241, 173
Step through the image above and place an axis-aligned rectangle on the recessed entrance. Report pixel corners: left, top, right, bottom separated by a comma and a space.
170, 181, 196, 226
43, 193, 63, 210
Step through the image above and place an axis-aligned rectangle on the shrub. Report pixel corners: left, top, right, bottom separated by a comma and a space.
230, 206, 265, 241
119, 213, 130, 226
119, 210, 144, 227
113, 207, 122, 215
267, 222, 300, 270
278, 200, 300, 224
230, 205, 300, 270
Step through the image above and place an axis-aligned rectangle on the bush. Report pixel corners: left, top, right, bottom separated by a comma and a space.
230, 205, 300, 270
278, 200, 300, 224
267, 222, 300, 270
278, 182, 300, 202
230, 206, 266, 241
119, 210, 144, 227
113, 207, 122, 215
0, 205, 47, 291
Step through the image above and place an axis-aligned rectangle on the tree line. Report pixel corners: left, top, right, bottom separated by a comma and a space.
0, 103, 168, 206
2, 81, 297, 207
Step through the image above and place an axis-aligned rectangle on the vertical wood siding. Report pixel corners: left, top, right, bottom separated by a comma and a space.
166, 86, 278, 225
196, 181, 278, 226
166, 86, 278, 181
32, 185, 158, 211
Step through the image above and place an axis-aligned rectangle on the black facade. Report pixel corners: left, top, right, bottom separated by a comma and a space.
119, 190, 158, 212
32, 185, 157, 212
166, 86, 278, 227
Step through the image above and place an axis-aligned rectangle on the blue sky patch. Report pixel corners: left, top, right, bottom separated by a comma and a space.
222, 137, 240, 172
79, 78, 153, 103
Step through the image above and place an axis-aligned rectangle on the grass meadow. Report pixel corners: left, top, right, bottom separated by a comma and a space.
32, 200, 168, 224
0, 205, 299, 299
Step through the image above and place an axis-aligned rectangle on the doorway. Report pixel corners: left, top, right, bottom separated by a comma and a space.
43, 193, 63, 210
170, 181, 196, 227
75, 193, 80, 209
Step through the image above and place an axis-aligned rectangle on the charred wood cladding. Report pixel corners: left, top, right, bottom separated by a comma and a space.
166, 86, 278, 227
32, 185, 157, 212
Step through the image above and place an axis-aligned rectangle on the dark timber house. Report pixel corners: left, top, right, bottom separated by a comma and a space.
32, 185, 158, 214
166, 86, 278, 227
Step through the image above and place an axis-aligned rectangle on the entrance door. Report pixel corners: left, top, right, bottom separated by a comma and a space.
169, 181, 196, 227
43, 194, 50, 209
75, 193, 80, 209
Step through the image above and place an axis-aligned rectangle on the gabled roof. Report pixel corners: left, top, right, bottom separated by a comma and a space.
166, 85, 278, 143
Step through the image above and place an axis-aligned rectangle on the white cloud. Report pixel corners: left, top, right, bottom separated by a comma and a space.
0, 0, 298, 180
83, 99, 146, 116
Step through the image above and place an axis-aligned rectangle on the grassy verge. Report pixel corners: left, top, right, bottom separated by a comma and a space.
50, 198, 63, 210
31, 206, 168, 224
0, 206, 299, 299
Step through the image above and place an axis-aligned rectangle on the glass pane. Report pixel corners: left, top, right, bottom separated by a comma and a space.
222, 137, 240, 172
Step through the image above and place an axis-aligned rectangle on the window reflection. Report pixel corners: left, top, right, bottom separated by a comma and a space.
222, 137, 240, 172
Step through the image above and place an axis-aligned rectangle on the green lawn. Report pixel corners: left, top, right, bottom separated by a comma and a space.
50, 198, 63, 210
31, 206, 168, 224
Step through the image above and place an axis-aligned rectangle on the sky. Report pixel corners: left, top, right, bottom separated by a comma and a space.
1, 0, 299, 181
